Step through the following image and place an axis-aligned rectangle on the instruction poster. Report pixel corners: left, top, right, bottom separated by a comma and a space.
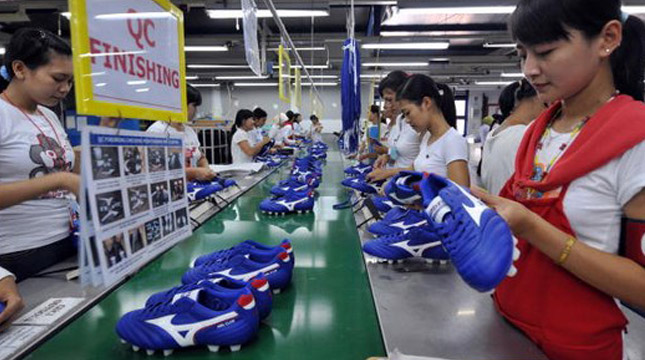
80, 126, 191, 286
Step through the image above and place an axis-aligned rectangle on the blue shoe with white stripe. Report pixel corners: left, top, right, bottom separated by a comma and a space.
344, 163, 373, 177
182, 251, 293, 293
146, 275, 273, 321
341, 177, 383, 194
191, 239, 293, 268
259, 190, 314, 215
371, 195, 403, 213
116, 287, 259, 355
270, 179, 314, 197
384, 171, 425, 205
419, 173, 518, 292
362, 226, 448, 262
368, 208, 428, 236
187, 181, 223, 202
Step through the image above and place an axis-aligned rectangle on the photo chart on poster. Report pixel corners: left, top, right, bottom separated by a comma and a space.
81, 126, 191, 286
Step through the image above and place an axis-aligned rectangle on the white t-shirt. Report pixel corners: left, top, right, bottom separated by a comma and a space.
268, 124, 280, 140
147, 121, 202, 167
247, 128, 263, 147
278, 124, 296, 145
312, 124, 323, 143
387, 115, 421, 168
413, 128, 469, 177
0, 101, 75, 254
481, 124, 529, 195
300, 119, 313, 138
231, 128, 254, 164
532, 131, 645, 255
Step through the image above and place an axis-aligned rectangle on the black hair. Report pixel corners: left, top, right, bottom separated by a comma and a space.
1, 27, 72, 90
378, 70, 409, 97
396, 74, 457, 128
498, 78, 537, 120
253, 107, 267, 119
510, 0, 645, 101
285, 110, 295, 121
293, 113, 301, 122
369, 104, 380, 115
310, 114, 318, 121
186, 84, 202, 106
230, 109, 254, 142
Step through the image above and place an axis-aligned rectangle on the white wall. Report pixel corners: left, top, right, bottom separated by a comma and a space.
197, 83, 374, 134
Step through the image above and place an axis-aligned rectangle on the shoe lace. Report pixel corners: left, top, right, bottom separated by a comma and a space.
142, 301, 178, 317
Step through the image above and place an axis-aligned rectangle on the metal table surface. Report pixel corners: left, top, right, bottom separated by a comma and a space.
22, 144, 386, 360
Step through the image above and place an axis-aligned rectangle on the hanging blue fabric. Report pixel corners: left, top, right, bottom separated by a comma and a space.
341, 37, 361, 154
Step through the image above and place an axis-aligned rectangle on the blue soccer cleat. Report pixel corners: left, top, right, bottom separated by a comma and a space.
362, 226, 449, 262
259, 190, 314, 215
146, 275, 273, 321
270, 179, 313, 197
191, 239, 293, 268
187, 181, 223, 202
341, 177, 383, 194
368, 208, 428, 236
257, 139, 275, 157
419, 173, 518, 292
212, 177, 237, 189
384, 171, 425, 205
116, 287, 259, 355
371, 195, 403, 213
182, 251, 294, 293
344, 163, 373, 177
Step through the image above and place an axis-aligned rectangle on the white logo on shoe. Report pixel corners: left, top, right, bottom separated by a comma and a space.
453, 183, 488, 227
274, 197, 310, 212
146, 311, 239, 347
392, 239, 442, 257
389, 220, 428, 231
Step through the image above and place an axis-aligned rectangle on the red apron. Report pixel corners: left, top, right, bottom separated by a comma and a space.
495, 95, 645, 359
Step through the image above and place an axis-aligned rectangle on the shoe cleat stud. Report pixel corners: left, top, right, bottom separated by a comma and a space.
163, 350, 173, 357
272, 288, 281, 295
507, 265, 518, 277
120, 339, 127, 344
513, 236, 518, 246
132, 345, 140, 352
425, 259, 433, 264
146, 349, 154, 356
513, 247, 521, 261
230, 345, 242, 352
208, 345, 220, 353
439, 260, 448, 265
387, 260, 394, 265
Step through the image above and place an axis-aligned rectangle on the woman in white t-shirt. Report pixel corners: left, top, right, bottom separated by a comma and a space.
368, 71, 421, 181
311, 115, 323, 143
0, 28, 80, 329
230, 109, 271, 164
480, 79, 545, 195
470, 2, 645, 358
147, 84, 217, 182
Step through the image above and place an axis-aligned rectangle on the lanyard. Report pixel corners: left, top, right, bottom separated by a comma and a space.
1, 92, 67, 165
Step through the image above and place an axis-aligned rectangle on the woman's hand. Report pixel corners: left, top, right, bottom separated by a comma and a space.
470, 187, 537, 238
55, 172, 80, 199
192, 167, 217, 181
0, 276, 24, 332
367, 168, 392, 182
374, 154, 390, 169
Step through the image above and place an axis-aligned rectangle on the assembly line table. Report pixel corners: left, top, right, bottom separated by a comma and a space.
20, 142, 386, 360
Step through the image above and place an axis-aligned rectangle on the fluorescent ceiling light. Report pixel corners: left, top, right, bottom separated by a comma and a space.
0, 47, 5, 55
360, 74, 385, 79
501, 72, 524, 78
234, 82, 279, 87
95, 82, 107, 87
188, 64, 250, 69
429, 58, 450, 62
475, 81, 514, 86
302, 82, 337, 86
215, 75, 269, 80
484, 42, 516, 48
135, 88, 150, 93
95, 12, 172, 20
127, 80, 147, 86
268, 47, 326, 51
186, 76, 199, 80
623, 6, 645, 14
398, 6, 515, 15
362, 42, 449, 50
61, 12, 71, 19
207, 9, 329, 19
272, 65, 329, 69
81, 50, 145, 58
191, 83, 221, 88
362, 62, 427, 67
185, 46, 228, 52
290, 75, 337, 79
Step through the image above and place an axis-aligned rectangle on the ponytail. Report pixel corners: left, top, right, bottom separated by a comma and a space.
396, 74, 457, 129
611, 15, 645, 101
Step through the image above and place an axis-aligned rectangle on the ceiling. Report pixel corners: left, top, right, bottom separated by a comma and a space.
1, 0, 644, 90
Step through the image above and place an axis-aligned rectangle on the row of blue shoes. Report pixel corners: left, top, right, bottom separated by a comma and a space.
361, 171, 519, 292
259, 143, 327, 215
116, 239, 295, 356
187, 177, 238, 202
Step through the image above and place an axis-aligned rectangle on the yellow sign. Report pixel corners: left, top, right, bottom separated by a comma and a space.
278, 44, 291, 103
69, 0, 187, 122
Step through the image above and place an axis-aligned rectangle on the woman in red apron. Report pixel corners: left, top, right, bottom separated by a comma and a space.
472, 1, 645, 359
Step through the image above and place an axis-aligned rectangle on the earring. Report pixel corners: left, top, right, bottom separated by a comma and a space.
605, 49, 611, 53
